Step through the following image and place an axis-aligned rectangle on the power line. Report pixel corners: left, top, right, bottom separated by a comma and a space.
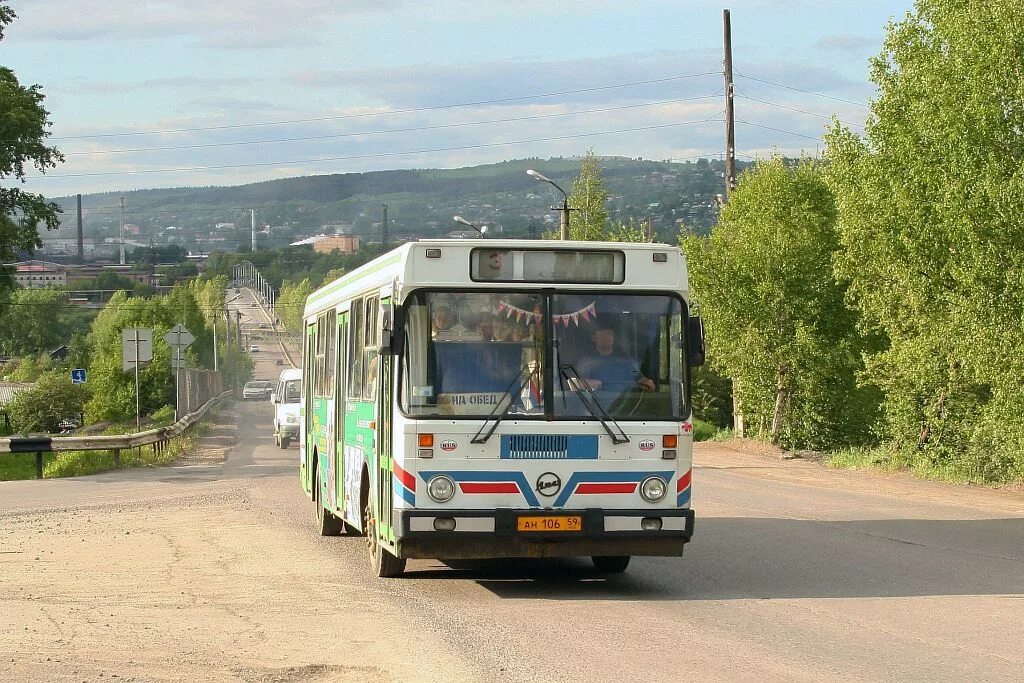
734, 91, 865, 128
733, 70, 871, 109
735, 117, 823, 142
28, 116, 725, 180
41, 72, 722, 142
60, 95, 724, 156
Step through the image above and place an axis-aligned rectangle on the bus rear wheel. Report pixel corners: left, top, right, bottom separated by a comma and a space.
365, 503, 406, 578
314, 470, 343, 536
592, 555, 631, 573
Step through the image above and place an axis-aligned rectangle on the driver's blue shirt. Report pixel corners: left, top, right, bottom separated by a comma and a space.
576, 352, 641, 403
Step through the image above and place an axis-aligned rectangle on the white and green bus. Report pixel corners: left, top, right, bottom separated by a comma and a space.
300, 239, 704, 577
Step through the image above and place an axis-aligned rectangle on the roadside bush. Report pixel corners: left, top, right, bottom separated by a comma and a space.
7, 370, 90, 434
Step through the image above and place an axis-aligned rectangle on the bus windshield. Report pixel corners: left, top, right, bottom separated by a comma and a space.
399, 291, 687, 420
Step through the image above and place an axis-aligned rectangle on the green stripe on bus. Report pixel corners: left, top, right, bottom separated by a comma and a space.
306, 253, 402, 309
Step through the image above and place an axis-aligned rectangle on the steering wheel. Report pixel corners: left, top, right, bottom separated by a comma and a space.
609, 385, 646, 418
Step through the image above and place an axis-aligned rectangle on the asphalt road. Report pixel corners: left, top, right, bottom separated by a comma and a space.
2, 328, 1023, 681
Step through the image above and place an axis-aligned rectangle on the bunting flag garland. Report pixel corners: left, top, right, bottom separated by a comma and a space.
496, 301, 596, 327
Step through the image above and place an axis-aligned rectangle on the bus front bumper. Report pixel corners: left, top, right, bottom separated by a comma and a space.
395, 508, 694, 560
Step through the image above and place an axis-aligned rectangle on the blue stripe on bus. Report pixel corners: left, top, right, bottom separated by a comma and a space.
393, 479, 415, 506
419, 470, 541, 508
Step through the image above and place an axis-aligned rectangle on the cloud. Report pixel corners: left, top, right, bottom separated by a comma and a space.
814, 34, 877, 52
9, 0, 396, 47
293, 50, 725, 108
77, 76, 255, 95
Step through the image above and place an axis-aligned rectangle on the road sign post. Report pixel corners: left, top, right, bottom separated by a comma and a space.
164, 324, 195, 421
122, 328, 154, 430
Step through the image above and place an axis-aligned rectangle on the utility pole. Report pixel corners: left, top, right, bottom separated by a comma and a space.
382, 203, 388, 246
119, 196, 126, 265
76, 194, 84, 261
723, 9, 736, 200
723, 10, 744, 438
250, 209, 257, 252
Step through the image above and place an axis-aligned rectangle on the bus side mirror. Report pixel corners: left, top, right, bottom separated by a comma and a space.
687, 316, 705, 367
378, 303, 405, 356
270, 393, 278, 404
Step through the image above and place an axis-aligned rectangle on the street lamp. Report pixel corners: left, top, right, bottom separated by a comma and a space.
527, 169, 571, 240
453, 215, 488, 237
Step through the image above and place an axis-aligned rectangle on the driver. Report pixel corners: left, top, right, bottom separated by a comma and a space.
574, 323, 655, 404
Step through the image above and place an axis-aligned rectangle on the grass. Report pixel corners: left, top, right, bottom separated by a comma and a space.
826, 445, 1024, 485
693, 419, 732, 442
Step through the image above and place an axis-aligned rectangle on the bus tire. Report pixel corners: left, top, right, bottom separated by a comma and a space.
592, 555, 631, 573
279, 435, 290, 449
365, 502, 406, 578
314, 468, 343, 537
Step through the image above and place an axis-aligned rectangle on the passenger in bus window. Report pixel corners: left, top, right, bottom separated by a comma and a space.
432, 303, 466, 340
574, 323, 655, 401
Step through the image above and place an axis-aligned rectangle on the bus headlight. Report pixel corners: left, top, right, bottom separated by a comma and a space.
640, 476, 667, 503
427, 475, 455, 503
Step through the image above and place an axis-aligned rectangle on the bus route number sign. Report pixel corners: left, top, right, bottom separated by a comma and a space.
517, 515, 582, 532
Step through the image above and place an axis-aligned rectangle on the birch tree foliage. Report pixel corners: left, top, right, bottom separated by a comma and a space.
824, 0, 1024, 478
0, 5, 62, 303
684, 158, 875, 449
567, 150, 610, 241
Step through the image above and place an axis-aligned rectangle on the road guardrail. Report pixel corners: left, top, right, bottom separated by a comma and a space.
0, 390, 233, 479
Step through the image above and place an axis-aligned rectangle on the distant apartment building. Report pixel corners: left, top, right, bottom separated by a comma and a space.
311, 235, 360, 254
6, 260, 68, 288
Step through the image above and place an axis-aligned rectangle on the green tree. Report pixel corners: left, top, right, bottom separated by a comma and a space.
685, 158, 876, 448
0, 6, 63, 306
7, 369, 89, 434
567, 150, 610, 240
824, 0, 1024, 479
277, 278, 314, 332
0, 288, 65, 355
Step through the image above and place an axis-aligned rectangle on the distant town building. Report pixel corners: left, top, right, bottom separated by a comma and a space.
311, 235, 360, 254
6, 260, 68, 288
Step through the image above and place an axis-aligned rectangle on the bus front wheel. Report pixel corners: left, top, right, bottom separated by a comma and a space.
592, 555, 631, 573
365, 503, 406, 578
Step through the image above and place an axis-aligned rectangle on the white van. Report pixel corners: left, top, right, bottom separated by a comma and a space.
272, 368, 302, 448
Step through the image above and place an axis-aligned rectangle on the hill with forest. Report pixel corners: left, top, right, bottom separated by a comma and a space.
45, 156, 746, 253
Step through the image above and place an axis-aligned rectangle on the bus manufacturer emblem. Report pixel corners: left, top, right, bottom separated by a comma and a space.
535, 472, 562, 497
638, 440, 656, 451
440, 440, 458, 452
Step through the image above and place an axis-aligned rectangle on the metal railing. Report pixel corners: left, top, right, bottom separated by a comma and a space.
0, 391, 233, 479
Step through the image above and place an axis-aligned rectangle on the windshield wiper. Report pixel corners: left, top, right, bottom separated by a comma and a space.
471, 362, 538, 444
560, 364, 630, 444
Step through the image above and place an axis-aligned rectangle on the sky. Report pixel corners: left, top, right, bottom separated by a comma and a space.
4, 0, 914, 197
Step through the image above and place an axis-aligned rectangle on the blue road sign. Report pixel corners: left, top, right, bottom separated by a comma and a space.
71, 368, 87, 384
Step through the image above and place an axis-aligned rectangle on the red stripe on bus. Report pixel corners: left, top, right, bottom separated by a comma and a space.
393, 461, 416, 491
677, 469, 692, 492
575, 483, 637, 494
459, 482, 520, 494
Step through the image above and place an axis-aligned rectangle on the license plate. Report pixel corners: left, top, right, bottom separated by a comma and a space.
517, 515, 582, 532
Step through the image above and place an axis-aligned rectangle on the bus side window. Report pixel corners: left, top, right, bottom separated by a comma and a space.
325, 309, 337, 396
348, 299, 364, 399
363, 295, 379, 401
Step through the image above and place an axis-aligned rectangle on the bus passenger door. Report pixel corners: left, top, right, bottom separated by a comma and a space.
335, 313, 348, 521
375, 297, 395, 546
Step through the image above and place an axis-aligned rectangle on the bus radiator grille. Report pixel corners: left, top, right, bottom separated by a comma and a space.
500, 435, 599, 459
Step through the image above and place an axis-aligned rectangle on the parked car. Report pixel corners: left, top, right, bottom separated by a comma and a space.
272, 369, 302, 448
249, 345, 260, 353
242, 380, 273, 400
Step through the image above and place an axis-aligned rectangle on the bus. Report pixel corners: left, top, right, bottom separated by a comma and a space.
299, 239, 704, 577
